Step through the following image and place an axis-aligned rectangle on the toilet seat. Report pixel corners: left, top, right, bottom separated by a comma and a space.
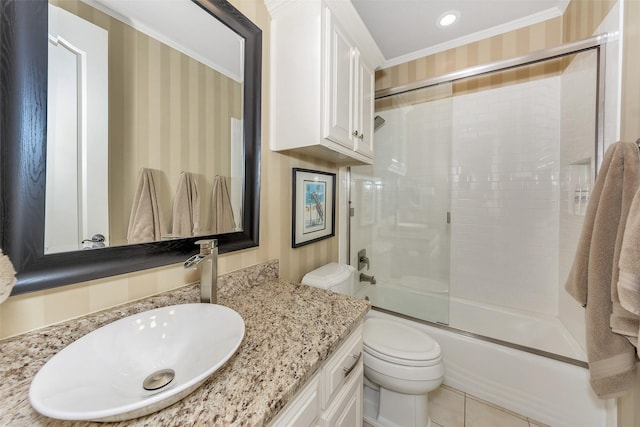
364, 344, 442, 367
364, 318, 442, 367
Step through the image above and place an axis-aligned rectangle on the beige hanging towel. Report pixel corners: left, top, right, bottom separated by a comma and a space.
127, 168, 162, 244
0, 249, 16, 304
565, 141, 640, 399
172, 172, 201, 237
210, 175, 236, 234
617, 180, 640, 347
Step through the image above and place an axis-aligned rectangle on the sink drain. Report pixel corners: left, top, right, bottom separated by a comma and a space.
143, 369, 175, 391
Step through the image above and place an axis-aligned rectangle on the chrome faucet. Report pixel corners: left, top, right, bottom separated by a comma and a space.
360, 273, 376, 285
184, 239, 218, 304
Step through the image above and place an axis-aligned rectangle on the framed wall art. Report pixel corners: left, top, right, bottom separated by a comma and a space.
292, 168, 336, 248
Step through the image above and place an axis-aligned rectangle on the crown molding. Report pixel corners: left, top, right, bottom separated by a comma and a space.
263, 0, 295, 17
380, 6, 565, 70
266, 0, 384, 68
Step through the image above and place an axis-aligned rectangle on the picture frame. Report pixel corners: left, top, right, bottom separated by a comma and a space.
292, 168, 336, 248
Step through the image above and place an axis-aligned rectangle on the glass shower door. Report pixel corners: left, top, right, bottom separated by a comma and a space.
350, 84, 453, 325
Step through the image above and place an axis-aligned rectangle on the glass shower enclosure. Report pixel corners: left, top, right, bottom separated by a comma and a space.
350, 46, 602, 362
350, 83, 453, 325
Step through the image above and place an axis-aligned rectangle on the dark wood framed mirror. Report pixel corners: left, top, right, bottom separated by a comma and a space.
0, 0, 261, 295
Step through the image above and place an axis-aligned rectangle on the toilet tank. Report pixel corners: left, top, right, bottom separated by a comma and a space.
301, 262, 355, 295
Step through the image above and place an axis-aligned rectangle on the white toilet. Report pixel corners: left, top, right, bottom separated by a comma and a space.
302, 263, 445, 427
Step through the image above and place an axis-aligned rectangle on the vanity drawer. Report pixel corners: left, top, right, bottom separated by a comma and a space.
321, 325, 363, 408
319, 364, 363, 427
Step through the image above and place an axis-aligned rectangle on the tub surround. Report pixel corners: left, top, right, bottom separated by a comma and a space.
0, 260, 370, 426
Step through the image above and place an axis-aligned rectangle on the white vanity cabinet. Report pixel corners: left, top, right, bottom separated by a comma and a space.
319, 362, 363, 427
269, 324, 364, 427
267, 0, 383, 165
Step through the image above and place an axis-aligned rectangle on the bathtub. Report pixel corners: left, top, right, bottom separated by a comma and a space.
357, 284, 614, 427
357, 282, 586, 360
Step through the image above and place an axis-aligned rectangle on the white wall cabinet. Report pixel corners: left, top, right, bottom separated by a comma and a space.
323, 13, 375, 159
267, 0, 383, 165
323, 11, 354, 148
353, 54, 374, 158
269, 324, 363, 427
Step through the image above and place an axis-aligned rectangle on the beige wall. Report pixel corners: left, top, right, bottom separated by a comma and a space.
620, 0, 640, 142
108, 22, 242, 243
51, 0, 242, 244
563, 0, 617, 42
377, 1, 638, 426
617, 0, 640, 425
375, 18, 563, 92
0, 0, 338, 340
375, 0, 618, 96
4, 2, 638, 424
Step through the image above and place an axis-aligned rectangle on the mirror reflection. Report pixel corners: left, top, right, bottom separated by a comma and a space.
45, 0, 245, 254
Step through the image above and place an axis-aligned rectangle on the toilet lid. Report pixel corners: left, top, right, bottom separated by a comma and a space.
301, 262, 354, 290
364, 318, 442, 366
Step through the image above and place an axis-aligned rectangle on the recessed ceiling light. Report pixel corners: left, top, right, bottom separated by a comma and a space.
437, 10, 460, 28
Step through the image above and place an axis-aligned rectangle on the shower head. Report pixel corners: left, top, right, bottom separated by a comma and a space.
374, 115, 386, 131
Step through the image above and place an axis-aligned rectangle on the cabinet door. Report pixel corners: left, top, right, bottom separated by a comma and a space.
323, 8, 355, 149
353, 56, 374, 158
320, 364, 363, 427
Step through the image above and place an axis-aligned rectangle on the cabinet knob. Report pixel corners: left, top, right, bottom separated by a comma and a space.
358, 133, 364, 140
352, 130, 359, 137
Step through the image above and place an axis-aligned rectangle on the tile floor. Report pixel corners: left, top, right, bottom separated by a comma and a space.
364, 385, 550, 427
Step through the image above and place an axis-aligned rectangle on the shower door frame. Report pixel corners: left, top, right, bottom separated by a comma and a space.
375, 34, 608, 170
345, 35, 610, 367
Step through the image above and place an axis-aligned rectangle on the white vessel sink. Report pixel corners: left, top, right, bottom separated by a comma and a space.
29, 303, 244, 422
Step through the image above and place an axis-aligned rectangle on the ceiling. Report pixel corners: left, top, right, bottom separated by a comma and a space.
87, 0, 243, 82
351, 0, 570, 68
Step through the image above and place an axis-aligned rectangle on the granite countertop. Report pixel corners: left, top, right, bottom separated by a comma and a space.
0, 261, 370, 426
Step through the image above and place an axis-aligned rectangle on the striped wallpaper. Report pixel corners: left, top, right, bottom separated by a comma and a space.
375, 58, 566, 112
52, 0, 242, 245
563, 0, 617, 43
375, 0, 616, 97
452, 55, 568, 96
374, 1, 640, 424
0, 0, 623, 343
0, 0, 338, 339
620, 0, 640, 143
375, 17, 564, 93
